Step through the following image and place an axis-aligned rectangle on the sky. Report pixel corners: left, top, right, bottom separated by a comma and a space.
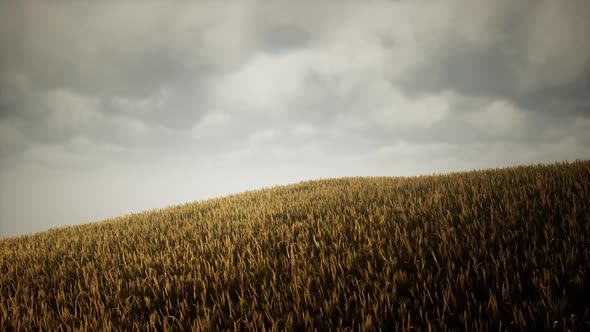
1, 0, 589, 238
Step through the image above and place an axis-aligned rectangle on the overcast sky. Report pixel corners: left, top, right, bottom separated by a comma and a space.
1, 0, 589, 238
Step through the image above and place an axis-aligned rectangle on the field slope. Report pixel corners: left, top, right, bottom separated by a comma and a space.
1, 161, 590, 330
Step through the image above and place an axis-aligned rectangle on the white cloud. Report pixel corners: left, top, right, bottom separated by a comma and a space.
168, 1, 257, 71
370, 90, 451, 129
249, 128, 280, 144
212, 51, 310, 113
207, 1, 435, 116
191, 111, 232, 139
463, 100, 528, 136
109, 115, 151, 141
376, 139, 455, 159
290, 124, 318, 137
110, 88, 169, 115
342, 80, 451, 129
19, 133, 134, 170
21, 142, 84, 169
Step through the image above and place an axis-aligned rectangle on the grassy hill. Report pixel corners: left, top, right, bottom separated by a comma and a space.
1, 161, 589, 330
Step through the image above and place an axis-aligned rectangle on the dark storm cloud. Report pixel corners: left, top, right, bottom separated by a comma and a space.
516, 77, 590, 117
0, 1, 221, 159
398, 46, 519, 100
396, 0, 590, 117
0, 2, 227, 97
398, 40, 590, 120
1, 0, 589, 165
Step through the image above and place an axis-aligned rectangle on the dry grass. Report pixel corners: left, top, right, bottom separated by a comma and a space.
1, 160, 589, 331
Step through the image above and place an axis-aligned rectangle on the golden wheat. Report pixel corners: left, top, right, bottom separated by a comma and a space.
1, 160, 589, 330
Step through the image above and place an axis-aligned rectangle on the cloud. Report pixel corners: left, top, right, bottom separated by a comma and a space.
1, 0, 588, 165
0, 121, 29, 158
517, 0, 590, 93
108, 88, 170, 116
1, 1, 234, 96
356, 81, 451, 129
42, 89, 102, 137
213, 52, 309, 113
290, 124, 318, 138
396, 0, 590, 113
462, 100, 528, 137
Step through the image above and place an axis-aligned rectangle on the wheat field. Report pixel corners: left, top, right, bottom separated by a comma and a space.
1, 160, 589, 330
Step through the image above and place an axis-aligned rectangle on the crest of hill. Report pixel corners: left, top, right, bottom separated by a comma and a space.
1, 160, 589, 330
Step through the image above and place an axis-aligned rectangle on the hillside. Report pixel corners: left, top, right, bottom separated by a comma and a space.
1, 161, 589, 330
